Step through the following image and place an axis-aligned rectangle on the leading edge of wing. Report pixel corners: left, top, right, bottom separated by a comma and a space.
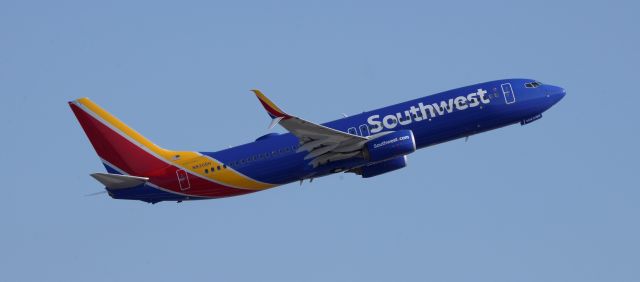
250, 89, 366, 140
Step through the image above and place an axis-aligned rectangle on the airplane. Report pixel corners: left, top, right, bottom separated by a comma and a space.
69, 79, 565, 203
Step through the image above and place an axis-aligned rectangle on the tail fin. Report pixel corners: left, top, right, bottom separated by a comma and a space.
69, 98, 195, 176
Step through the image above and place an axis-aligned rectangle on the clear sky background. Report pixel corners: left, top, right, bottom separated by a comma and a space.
1, 1, 639, 281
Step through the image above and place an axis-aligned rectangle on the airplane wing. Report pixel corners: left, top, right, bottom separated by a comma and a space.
252, 90, 371, 167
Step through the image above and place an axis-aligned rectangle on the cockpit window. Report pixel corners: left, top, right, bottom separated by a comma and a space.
525, 81, 542, 88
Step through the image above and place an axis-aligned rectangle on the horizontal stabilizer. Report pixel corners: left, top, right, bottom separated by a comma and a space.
90, 173, 149, 189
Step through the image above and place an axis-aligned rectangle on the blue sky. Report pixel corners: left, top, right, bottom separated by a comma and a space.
1, 1, 639, 281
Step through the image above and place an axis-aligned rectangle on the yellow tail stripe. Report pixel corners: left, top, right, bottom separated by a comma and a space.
75, 97, 275, 190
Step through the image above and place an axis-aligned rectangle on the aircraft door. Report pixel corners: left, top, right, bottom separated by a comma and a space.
176, 169, 191, 191
501, 83, 516, 104
359, 124, 370, 137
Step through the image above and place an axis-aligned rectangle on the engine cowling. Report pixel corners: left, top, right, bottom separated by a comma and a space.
360, 155, 407, 178
363, 130, 416, 162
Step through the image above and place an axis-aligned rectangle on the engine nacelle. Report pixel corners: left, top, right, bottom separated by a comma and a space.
361, 156, 407, 178
363, 130, 416, 162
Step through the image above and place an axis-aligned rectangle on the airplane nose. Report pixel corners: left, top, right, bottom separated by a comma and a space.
544, 84, 566, 104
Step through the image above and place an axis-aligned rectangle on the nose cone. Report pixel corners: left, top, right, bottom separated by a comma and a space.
543, 84, 566, 106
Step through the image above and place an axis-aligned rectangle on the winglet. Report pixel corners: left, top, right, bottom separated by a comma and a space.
251, 89, 292, 120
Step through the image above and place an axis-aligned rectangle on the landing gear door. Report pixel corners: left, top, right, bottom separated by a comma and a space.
501, 83, 516, 104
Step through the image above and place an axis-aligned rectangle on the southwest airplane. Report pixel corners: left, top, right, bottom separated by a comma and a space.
69, 79, 565, 203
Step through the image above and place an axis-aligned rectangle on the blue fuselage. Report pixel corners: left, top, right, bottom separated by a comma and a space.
205, 79, 566, 184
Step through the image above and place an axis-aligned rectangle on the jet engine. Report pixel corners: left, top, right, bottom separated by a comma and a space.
363, 130, 416, 162
357, 155, 407, 178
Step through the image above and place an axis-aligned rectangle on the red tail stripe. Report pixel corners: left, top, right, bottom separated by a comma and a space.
70, 103, 255, 198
